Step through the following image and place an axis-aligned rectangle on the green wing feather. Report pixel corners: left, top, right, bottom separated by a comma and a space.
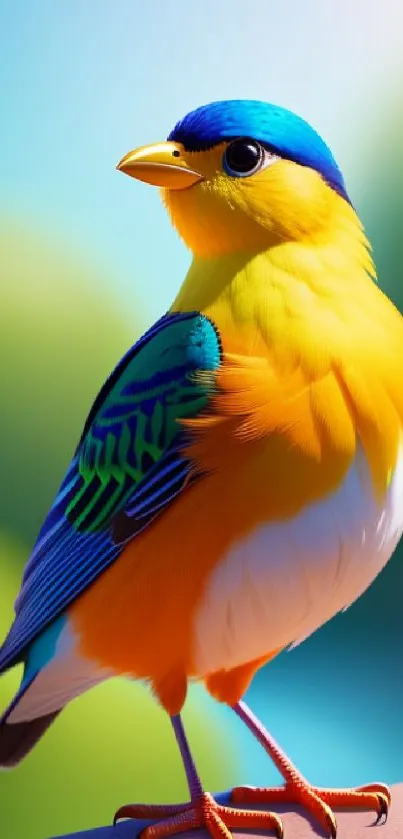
65, 311, 221, 534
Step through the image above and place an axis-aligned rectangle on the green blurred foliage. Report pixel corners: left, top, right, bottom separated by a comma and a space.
0, 226, 235, 839
0, 222, 141, 546
0, 536, 23, 704
359, 97, 403, 313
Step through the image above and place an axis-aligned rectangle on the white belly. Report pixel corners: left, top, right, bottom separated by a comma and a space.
192, 443, 403, 675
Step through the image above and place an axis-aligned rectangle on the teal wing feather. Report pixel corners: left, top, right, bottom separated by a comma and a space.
0, 311, 221, 673
67, 309, 220, 534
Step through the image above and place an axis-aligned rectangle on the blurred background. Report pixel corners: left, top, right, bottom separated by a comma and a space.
1, 1, 403, 837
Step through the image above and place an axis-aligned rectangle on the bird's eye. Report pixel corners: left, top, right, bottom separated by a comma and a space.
223, 138, 273, 178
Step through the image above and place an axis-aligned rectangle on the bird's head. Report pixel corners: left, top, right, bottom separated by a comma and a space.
117, 100, 351, 257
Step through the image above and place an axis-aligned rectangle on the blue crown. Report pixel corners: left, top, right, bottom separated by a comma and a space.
168, 99, 349, 202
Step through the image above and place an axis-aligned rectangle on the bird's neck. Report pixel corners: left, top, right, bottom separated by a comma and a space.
171, 204, 375, 356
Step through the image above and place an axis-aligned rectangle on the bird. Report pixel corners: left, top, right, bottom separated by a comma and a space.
1, 98, 402, 839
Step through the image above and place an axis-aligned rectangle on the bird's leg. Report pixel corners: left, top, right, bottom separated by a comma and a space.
231, 700, 391, 838
115, 713, 283, 839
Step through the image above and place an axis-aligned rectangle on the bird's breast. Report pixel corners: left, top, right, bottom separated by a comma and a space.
192, 439, 403, 676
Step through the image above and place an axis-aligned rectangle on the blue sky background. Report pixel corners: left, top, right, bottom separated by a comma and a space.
1, 0, 402, 322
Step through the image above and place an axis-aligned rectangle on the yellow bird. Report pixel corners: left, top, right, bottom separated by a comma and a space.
1, 99, 402, 839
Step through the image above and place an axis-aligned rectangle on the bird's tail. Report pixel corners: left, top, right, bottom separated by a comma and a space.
0, 681, 62, 768
0, 625, 109, 768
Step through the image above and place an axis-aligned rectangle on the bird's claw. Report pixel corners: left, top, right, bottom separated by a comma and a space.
114, 801, 192, 826
232, 779, 392, 839
373, 793, 390, 825
324, 808, 337, 839
355, 782, 391, 822
114, 792, 284, 839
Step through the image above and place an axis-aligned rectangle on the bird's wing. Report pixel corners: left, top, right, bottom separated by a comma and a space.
0, 311, 221, 673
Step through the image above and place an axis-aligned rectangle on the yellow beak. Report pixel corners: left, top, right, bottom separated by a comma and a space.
116, 141, 203, 189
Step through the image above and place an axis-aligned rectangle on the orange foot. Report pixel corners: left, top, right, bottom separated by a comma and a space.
232, 781, 391, 838
115, 791, 284, 839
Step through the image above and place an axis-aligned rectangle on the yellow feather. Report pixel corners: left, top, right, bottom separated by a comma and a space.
172, 184, 403, 501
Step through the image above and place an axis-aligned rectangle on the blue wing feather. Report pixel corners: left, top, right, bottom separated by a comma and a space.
0, 311, 220, 674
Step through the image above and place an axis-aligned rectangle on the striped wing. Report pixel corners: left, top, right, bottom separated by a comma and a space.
0, 311, 221, 673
